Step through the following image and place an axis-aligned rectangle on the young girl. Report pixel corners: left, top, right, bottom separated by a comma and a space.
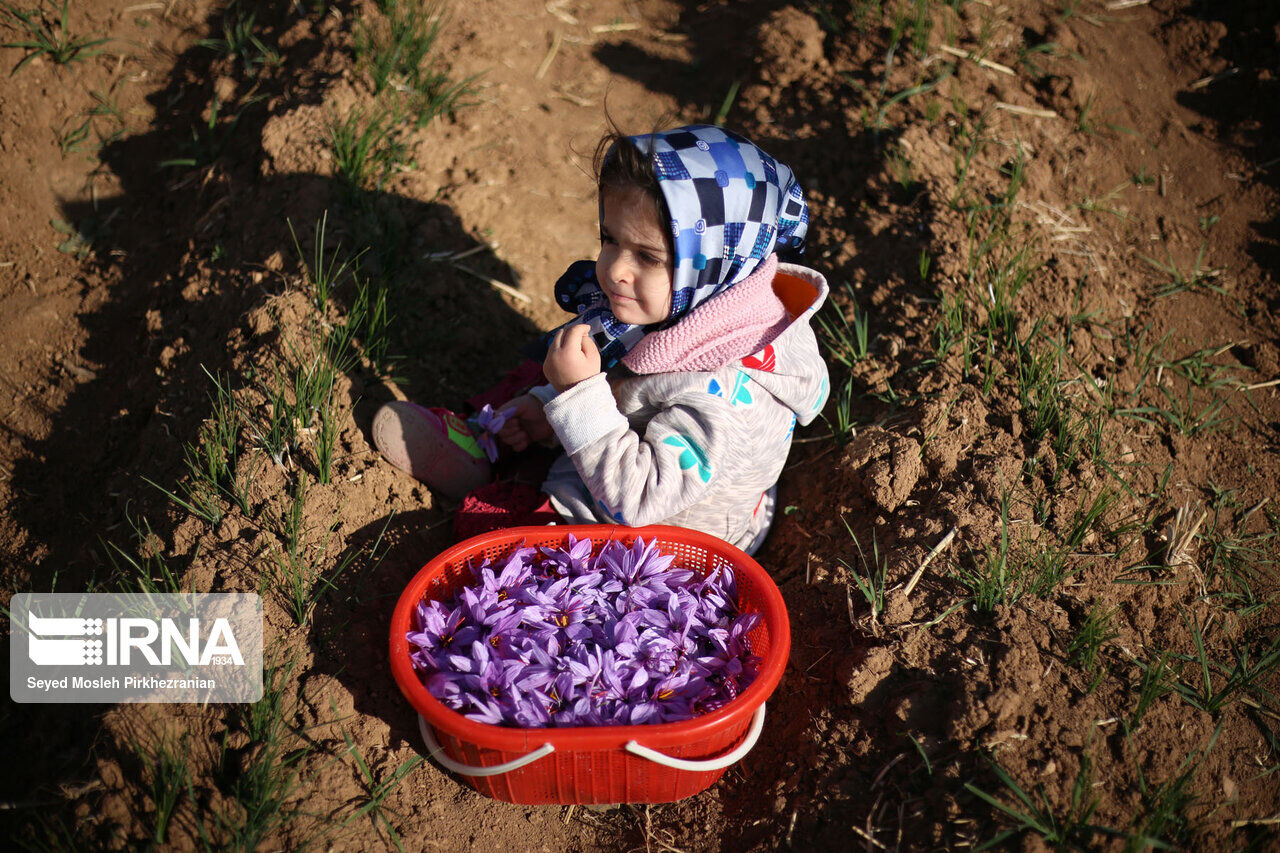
374, 124, 829, 555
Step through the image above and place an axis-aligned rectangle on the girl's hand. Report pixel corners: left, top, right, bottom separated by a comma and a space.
544, 324, 602, 392
496, 394, 552, 452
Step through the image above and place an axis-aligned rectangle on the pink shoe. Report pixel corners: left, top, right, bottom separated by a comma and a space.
372, 401, 491, 499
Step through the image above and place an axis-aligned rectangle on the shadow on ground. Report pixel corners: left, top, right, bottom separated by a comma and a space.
0, 0, 541, 823
1177, 1, 1280, 289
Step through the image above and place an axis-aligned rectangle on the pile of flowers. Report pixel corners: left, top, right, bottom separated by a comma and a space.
406, 535, 762, 727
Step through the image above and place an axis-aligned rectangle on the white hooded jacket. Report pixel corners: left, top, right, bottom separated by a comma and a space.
534, 257, 830, 554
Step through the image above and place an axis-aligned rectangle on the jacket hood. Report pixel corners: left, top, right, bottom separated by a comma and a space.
735, 262, 830, 425
621, 258, 830, 424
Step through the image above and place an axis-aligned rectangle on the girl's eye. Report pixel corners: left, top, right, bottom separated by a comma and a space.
638, 252, 663, 266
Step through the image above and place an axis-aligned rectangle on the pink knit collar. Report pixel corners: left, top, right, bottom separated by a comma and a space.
621, 254, 787, 374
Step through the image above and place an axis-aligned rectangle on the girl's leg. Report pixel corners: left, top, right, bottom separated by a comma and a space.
371, 402, 492, 499
453, 444, 559, 540
372, 359, 546, 499
453, 481, 561, 541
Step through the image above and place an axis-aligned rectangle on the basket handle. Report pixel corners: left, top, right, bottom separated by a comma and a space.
624, 703, 766, 771
418, 715, 555, 777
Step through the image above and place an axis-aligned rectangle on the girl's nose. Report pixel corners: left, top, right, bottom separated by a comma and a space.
604, 252, 632, 286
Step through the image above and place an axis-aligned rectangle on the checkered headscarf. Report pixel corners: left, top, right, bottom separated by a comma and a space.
546, 125, 809, 369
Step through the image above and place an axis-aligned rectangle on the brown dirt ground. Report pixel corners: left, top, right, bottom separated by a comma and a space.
2, 0, 1279, 850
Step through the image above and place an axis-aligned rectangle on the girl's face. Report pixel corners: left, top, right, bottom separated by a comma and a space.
596, 186, 673, 326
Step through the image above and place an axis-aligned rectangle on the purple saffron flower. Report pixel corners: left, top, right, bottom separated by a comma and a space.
626, 697, 661, 725
475, 552, 533, 606
559, 622, 596, 656
546, 672, 582, 724
459, 642, 533, 712
566, 644, 605, 690
725, 612, 762, 654
633, 631, 680, 676
426, 669, 468, 707
597, 611, 643, 659
691, 566, 737, 622
409, 648, 438, 671
597, 538, 695, 612
640, 591, 702, 658
480, 609, 527, 659
599, 538, 676, 586
516, 574, 568, 609
471, 404, 513, 463
595, 649, 628, 703
567, 696, 607, 726
521, 578, 592, 634
510, 692, 552, 728
459, 585, 518, 630
462, 694, 507, 725
625, 666, 702, 724
407, 600, 481, 669
539, 534, 594, 578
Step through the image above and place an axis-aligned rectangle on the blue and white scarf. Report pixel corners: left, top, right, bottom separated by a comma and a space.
542, 125, 809, 369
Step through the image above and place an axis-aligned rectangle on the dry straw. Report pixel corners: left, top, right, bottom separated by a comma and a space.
1163, 502, 1207, 571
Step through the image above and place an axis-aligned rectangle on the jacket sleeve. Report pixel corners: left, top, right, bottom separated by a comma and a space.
541, 373, 738, 527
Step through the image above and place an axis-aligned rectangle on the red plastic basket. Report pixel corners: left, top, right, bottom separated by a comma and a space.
389, 524, 790, 805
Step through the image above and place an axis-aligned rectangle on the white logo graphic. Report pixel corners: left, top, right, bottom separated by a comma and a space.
26, 612, 243, 668
27, 614, 105, 666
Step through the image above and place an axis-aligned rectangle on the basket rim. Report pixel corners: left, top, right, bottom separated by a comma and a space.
389, 524, 790, 752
